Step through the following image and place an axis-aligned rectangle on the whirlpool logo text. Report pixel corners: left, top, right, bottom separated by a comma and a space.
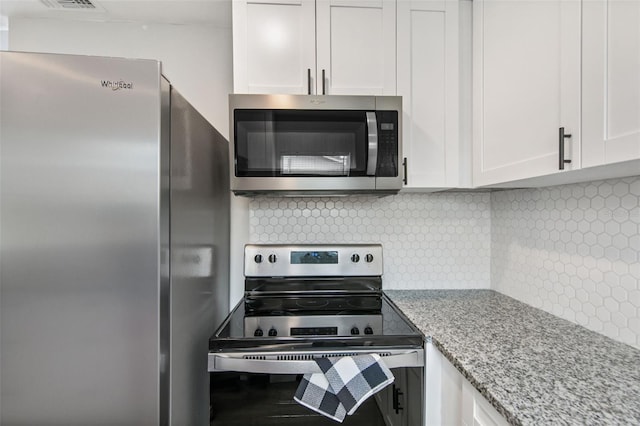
100, 80, 134, 91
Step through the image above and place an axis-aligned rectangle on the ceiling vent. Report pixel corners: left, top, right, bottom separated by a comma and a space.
40, 0, 102, 10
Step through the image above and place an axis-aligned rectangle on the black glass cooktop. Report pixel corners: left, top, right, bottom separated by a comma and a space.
244, 294, 382, 315
209, 293, 424, 352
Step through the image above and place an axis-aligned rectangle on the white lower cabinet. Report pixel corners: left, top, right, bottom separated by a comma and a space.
461, 380, 509, 426
425, 342, 509, 426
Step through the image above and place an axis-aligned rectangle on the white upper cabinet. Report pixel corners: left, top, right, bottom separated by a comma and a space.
232, 0, 316, 94
232, 0, 471, 191
472, 0, 581, 187
398, 0, 469, 189
233, 0, 396, 95
582, 0, 640, 168
316, 0, 396, 95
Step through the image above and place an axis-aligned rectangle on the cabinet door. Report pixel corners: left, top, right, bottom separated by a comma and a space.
582, 0, 640, 167
374, 383, 390, 422
425, 341, 463, 426
405, 367, 424, 426
381, 368, 406, 426
461, 380, 510, 426
232, 0, 316, 94
316, 0, 396, 95
473, 0, 581, 186
426, 342, 509, 426
397, 0, 462, 189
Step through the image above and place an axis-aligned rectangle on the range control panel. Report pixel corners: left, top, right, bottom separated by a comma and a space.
245, 315, 383, 338
244, 244, 383, 278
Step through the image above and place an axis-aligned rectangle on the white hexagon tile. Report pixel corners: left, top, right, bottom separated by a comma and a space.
249, 193, 492, 290
248, 176, 639, 349
491, 176, 640, 349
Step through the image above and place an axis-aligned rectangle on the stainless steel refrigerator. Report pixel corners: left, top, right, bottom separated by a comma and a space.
0, 51, 230, 425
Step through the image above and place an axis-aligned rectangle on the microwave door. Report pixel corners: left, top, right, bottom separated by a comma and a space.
366, 112, 378, 176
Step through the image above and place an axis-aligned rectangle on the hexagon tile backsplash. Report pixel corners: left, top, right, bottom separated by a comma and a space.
249, 192, 492, 290
248, 176, 639, 349
492, 176, 640, 349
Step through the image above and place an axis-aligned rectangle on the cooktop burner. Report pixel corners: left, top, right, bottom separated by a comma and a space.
295, 299, 330, 309
244, 294, 382, 315
347, 297, 382, 309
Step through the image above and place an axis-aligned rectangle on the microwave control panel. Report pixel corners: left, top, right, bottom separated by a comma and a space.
376, 110, 399, 177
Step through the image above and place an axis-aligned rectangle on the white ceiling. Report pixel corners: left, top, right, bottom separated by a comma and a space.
0, 0, 231, 27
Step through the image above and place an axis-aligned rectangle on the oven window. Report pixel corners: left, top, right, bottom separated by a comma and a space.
234, 110, 368, 177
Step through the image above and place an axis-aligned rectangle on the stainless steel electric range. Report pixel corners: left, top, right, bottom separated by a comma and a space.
209, 244, 425, 425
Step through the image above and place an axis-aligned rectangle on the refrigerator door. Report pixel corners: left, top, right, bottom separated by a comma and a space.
0, 52, 163, 425
169, 88, 230, 425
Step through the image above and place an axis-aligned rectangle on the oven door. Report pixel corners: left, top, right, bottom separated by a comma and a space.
209, 348, 424, 426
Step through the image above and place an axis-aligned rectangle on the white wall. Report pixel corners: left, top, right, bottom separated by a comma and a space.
8, 17, 232, 138
0, 14, 7, 50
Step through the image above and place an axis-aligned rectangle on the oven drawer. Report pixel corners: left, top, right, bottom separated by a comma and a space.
208, 348, 424, 374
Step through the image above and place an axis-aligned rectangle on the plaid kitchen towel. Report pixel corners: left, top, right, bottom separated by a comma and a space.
294, 354, 394, 422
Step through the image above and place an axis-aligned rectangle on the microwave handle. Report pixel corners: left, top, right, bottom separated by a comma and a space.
366, 112, 378, 176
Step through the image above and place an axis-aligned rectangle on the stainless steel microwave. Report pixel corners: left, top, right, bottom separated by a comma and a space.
230, 94, 402, 196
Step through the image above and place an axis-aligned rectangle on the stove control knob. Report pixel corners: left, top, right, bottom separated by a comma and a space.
254, 328, 264, 337
351, 253, 360, 263
364, 326, 374, 335
254, 254, 263, 264
268, 254, 277, 264
350, 327, 360, 335
365, 254, 374, 263
268, 328, 278, 337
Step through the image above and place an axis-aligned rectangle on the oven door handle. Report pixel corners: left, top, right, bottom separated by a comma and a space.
366, 111, 378, 176
208, 349, 424, 374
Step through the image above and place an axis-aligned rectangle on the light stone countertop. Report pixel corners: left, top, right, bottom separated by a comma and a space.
384, 289, 640, 426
